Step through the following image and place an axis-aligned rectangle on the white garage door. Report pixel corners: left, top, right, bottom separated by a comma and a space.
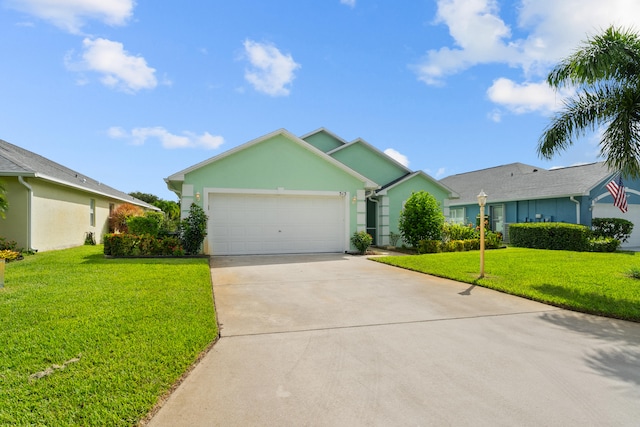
592, 203, 640, 247
208, 193, 346, 255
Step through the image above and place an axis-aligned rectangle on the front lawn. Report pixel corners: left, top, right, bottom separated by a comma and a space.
374, 247, 640, 321
0, 245, 217, 426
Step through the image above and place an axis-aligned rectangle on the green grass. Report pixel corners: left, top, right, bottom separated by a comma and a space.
374, 247, 640, 321
0, 245, 217, 426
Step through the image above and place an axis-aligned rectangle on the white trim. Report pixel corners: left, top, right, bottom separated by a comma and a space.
591, 188, 640, 206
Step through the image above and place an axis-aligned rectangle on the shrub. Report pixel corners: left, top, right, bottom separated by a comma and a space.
388, 231, 401, 247
588, 237, 621, 252
84, 232, 96, 245
127, 211, 165, 238
399, 191, 445, 247
0, 237, 17, 251
418, 239, 442, 254
442, 223, 477, 241
351, 231, 373, 254
592, 217, 634, 243
103, 234, 185, 257
179, 203, 208, 255
509, 223, 591, 251
628, 267, 640, 279
485, 230, 503, 249
109, 203, 144, 233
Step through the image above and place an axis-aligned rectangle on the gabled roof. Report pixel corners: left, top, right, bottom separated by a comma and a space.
440, 162, 613, 205
376, 170, 459, 198
165, 128, 379, 192
299, 128, 348, 152
0, 139, 158, 209
327, 137, 412, 174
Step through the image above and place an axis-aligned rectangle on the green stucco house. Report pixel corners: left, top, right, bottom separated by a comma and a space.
165, 128, 456, 255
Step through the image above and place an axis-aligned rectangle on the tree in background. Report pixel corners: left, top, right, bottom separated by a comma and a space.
153, 199, 180, 221
539, 26, 640, 178
128, 191, 159, 205
398, 191, 444, 247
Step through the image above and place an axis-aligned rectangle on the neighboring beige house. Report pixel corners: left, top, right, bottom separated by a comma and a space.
0, 139, 158, 252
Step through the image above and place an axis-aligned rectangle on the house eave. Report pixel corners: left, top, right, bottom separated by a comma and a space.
32, 173, 159, 210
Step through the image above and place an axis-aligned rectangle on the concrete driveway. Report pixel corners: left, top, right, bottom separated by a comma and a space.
148, 253, 640, 426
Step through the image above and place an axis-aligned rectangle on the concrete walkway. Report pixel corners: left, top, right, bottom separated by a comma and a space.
148, 254, 640, 426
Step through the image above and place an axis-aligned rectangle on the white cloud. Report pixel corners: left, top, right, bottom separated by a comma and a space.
243, 39, 301, 96
6, 0, 134, 34
384, 148, 410, 167
486, 78, 571, 115
67, 38, 157, 93
415, 0, 640, 115
417, 0, 640, 85
340, 0, 356, 7
425, 167, 447, 179
109, 127, 225, 150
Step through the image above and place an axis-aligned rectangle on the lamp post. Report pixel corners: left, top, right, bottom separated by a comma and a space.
477, 190, 487, 279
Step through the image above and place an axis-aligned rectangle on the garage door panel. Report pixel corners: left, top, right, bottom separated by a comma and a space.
208, 193, 346, 255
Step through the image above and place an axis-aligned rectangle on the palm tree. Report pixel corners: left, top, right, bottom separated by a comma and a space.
539, 26, 640, 178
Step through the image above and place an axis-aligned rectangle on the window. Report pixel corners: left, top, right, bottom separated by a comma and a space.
90, 199, 96, 227
449, 207, 465, 224
109, 203, 115, 217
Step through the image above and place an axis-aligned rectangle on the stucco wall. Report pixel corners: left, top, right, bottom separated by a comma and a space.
0, 177, 29, 249
30, 180, 115, 251
181, 134, 371, 253
330, 142, 407, 186
383, 176, 450, 246
302, 131, 344, 153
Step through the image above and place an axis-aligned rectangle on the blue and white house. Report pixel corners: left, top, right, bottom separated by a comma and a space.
440, 162, 640, 248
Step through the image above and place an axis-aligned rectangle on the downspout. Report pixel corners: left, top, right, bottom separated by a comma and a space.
18, 176, 33, 251
570, 196, 580, 225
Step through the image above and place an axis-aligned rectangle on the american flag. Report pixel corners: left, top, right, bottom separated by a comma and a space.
606, 175, 628, 213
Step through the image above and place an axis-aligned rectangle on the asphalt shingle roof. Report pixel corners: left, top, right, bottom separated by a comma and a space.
0, 139, 157, 209
440, 162, 613, 205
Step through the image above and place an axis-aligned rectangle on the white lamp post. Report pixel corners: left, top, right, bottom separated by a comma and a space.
477, 190, 487, 279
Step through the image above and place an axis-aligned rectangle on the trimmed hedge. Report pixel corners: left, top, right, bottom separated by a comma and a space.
417, 238, 487, 254
509, 223, 591, 251
103, 234, 184, 257
589, 237, 621, 252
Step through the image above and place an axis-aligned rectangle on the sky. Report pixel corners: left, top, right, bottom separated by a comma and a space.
2, 0, 640, 201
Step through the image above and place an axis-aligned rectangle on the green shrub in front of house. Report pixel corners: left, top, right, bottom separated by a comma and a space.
399, 191, 445, 247
589, 237, 621, 252
126, 211, 165, 238
103, 234, 184, 257
351, 230, 373, 254
179, 203, 208, 255
509, 222, 592, 251
591, 217, 634, 243
417, 229, 502, 254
